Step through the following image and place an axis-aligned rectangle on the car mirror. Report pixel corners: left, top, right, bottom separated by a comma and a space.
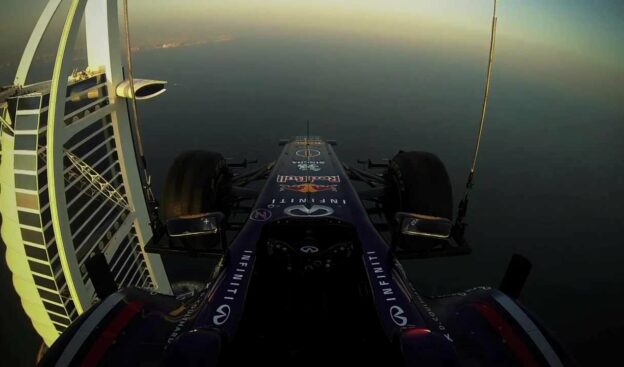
395, 212, 452, 239
166, 212, 224, 237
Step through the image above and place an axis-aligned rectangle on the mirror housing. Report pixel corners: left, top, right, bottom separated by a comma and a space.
164, 212, 226, 255
391, 212, 470, 258
166, 212, 224, 237
395, 212, 452, 239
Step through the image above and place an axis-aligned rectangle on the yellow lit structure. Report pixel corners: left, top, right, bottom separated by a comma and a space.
0, 0, 171, 346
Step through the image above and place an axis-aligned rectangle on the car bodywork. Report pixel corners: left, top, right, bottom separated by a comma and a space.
39, 138, 571, 366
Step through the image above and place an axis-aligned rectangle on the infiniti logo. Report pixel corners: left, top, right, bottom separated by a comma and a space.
213, 304, 231, 326
390, 305, 408, 326
300, 245, 319, 254
284, 205, 334, 217
295, 148, 321, 158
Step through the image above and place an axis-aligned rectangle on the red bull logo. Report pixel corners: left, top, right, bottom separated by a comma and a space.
276, 175, 340, 183
280, 183, 338, 193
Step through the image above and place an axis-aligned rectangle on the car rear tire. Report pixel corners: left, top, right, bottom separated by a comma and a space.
384, 151, 453, 252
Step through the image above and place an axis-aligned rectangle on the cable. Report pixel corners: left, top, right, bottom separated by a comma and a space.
122, 0, 143, 159
306, 120, 311, 208
122, 0, 161, 229
455, 0, 498, 229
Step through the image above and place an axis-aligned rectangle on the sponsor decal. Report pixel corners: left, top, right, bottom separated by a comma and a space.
280, 183, 338, 193
167, 290, 206, 344
276, 175, 340, 183
267, 197, 347, 209
284, 205, 334, 217
296, 139, 323, 145
222, 250, 253, 301
411, 287, 454, 342
292, 160, 325, 165
249, 208, 272, 221
300, 245, 319, 254
212, 304, 231, 325
296, 162, 321, 172
390, 305, 408, 326
365, 250, 398, 304
363, 251, 452, 341
431, 286, 491, 298
295, 148, 321, 158
208, 250, 254, 328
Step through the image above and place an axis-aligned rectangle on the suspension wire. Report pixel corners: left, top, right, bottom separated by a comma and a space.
122, 0, 160, 223
122, 0, 144, 159
455, 0, 498, 229
305, 120, 311, 209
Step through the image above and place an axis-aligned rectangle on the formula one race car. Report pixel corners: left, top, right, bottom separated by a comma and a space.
38, 137, 573, 366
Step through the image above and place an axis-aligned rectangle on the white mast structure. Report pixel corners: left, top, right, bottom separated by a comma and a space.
0, 0, 171, 345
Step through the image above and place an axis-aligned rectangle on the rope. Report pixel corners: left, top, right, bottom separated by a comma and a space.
469, 0, 498, 183
456, 0, 498, 227
122, 0, 160, 221
122, 0, 144, 159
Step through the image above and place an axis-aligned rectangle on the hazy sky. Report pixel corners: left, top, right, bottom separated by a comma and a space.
1, 1, 622, 61
0, 0, 622, 103
131, 0, 624, 64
